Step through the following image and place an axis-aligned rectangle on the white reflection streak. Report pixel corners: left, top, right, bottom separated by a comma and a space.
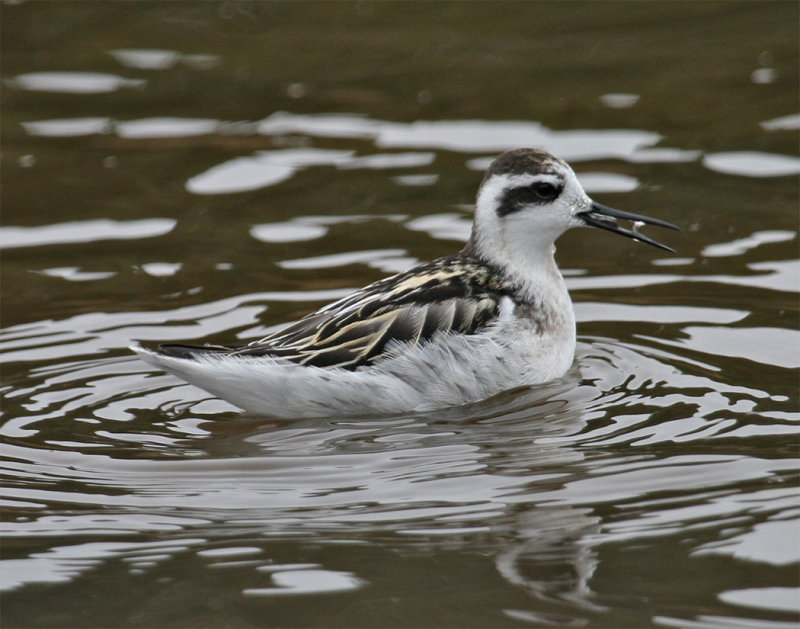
642, 326, 800, 369
243, 568, 365, 596
0, 538, 206, 592
533, 456, 797, 508
574, 303, 748, 325
108, 49, 220, 70
108, 48, 179, 69
701, 230, 796, 257
760, 113, 800, 131
277, 249, 407, 270
34, 267, 117, 282
0, 219, 176, 249
185, 148, 354, 195
718, 587, 800, 613
116, 117, 220, 138
8, 72, 145, 94
22, 117, 113, 137
695, 518, 800, 566
576, 172, 640, 193
703, 151, 800, 177
255, 112, 699, 162
405, 213, 473, 242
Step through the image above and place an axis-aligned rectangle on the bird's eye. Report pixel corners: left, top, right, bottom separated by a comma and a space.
533, 182, 558, 200
496, 179, 563, 216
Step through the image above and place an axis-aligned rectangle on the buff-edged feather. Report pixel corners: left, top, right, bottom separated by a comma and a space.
157, 253, 509, 370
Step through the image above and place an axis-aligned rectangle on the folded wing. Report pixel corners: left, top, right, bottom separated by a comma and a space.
158, 256, 507, 370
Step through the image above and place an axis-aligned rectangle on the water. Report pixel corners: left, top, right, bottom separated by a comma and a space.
2, 2, 799, 627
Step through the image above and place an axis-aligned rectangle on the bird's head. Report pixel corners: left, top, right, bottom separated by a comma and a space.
467, 148, 679, 278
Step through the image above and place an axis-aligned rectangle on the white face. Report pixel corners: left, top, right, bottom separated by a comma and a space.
470, 159, 592, 274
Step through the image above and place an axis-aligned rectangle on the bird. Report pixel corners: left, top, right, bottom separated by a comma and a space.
132, 148, 678, 418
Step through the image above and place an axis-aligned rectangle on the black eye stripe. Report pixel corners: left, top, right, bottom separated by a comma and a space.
496, 182, 564, 216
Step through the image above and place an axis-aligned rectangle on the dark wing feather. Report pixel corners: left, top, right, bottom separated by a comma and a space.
156, 254, 511, 370
232, 296, 500, 370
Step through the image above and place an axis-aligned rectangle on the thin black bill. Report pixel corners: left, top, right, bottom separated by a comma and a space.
577, 202, 681, 252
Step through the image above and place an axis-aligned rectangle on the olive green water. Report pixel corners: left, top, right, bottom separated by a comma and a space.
2, 2, 799, 627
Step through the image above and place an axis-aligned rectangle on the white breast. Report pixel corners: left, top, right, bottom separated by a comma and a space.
134, 288, 575, 419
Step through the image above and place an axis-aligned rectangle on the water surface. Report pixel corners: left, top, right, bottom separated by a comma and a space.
2, 2, 798, 627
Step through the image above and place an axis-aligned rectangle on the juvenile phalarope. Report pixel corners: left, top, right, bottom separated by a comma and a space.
133, 148, 678, 418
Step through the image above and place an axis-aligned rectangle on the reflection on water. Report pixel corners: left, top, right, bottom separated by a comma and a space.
2, 1, 798, 627
0, 218, 176, 250
8, 72, 146, 94
108, 49, 220, 71
703, 152, 800, 177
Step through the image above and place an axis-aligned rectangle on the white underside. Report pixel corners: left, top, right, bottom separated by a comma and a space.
131, 307, 576, 418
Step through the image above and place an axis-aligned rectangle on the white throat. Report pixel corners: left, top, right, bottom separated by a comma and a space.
468, 176, 572, 300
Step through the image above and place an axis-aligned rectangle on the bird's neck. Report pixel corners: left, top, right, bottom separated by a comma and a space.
461, 238, 567, 305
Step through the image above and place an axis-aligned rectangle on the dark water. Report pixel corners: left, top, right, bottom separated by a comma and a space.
2, 2, 799, 627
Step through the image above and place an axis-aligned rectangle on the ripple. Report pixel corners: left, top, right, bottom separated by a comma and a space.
2, 328, 796, 606
696, 259, 799, 293
108, 49, 220, 71
33, 267, 117, 282
186, 148, 440, 195
377, 120, 660, 159
4, 3, 798, 623
22, 117, 113, 137
0, 538, 206, 592
701, 230, 796, 257
140, 262, 182, 277
243, 567, 366, 596
760, 113, 800, 131
187, 158, 298, 194
185, 148, 353, 194
405, 212, 473, 242
336, 151, 435, 169
250, 213, 407, 244
575, 172, 640, 193
697, 517, 800, 566
255, 112, 703, 163
250, 221, 328, 243
648, 326, 800, 369
392, 174, 439, 186
197, 546, 262, 558
532, 455, 796, 507
703, 151, 800, 177
599, 93, 640, 108
8, 72, 145, 94
718, 587, 800, 613
277, 249, 413, 273
116, 117, 220, 138
574, 303, 748, 324
0, 219, 176, 249
108, 48, 180, 70
257, 112, 380, 139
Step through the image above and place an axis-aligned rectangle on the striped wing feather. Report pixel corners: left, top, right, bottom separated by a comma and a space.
229, 294, 499, 369
157, 255, 507, 370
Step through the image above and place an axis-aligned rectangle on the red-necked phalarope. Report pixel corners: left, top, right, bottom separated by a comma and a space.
132, 148, 678, 417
